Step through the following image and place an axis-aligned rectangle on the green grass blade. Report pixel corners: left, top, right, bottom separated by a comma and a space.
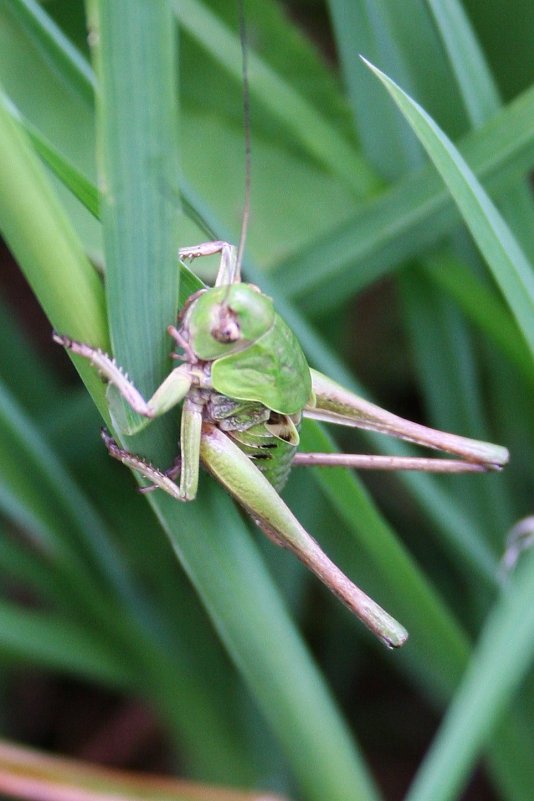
0, 378, 126, 592
88, 4, 380, 798
425, 253, 534, 389
0, 529, 89, 618
0, 600, 137, 688
175, 0, 377, 197
401, 274, 510, 535
274, 84, 534, 312
365, 60, 534, 362
425, 0, 534, 263
326, 0, 511, 546
0, 86, 108, 408
404, 549, 534, 801
327, 0, 424, 179
0, 295, 62, 413
424, 0, 499, 126
5, 0, 95, 102
90, 0, 180, 393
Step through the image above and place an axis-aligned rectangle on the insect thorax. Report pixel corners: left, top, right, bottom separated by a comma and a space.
206, 391, 301, 492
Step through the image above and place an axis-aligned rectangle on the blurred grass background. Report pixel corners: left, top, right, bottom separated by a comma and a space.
0, 2, 533, 801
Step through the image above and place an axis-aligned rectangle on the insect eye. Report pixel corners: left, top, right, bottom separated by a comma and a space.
211, 305, 241, 343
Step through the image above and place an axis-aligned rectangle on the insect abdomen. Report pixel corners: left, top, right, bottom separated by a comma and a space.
228, 424, 298, 492
207, 393, 300, 491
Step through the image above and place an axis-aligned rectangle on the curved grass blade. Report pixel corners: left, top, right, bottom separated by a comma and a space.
424, 0, 500, 126
273, 84, 534, 312
426, 0, 534, 262
0, 87, 108, 409
327, 0, 425, 179
364, 59, 534, 361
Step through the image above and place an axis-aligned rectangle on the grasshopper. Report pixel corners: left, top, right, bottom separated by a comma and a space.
54, 240, 508, 649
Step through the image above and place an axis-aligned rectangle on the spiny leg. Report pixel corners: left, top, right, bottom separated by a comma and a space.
53, 334, 156, 417
100, 394, 203, 502
101, 429, 185, 501
138, 455, 181, 494
54, 333, 202, 500
53, 334, 193, 424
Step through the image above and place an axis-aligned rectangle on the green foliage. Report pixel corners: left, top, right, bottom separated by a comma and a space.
0, 1, 533, 800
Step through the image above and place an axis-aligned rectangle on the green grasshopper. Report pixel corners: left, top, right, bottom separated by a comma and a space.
54, 240, 509, 649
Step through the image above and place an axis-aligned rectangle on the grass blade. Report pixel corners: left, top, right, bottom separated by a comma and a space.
405, 549, 534, 801
327, 0, 424, 178
364, 59, 534, 362
274, 84, 534, 312
90, 0, 180, 394
5, 0, 95, 102
175, 0, 376, 197
0, 87, 108, 408
0, 600, 136, 688
424, 0, 499, 126
87, 4, 381, 798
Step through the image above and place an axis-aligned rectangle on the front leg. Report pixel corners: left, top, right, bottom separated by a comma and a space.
53, 334, 193, 434
54, 333, 202, 500
179, 241, 240, 286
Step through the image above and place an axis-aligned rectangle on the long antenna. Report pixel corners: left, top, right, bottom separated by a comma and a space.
236, 0, 251, 275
